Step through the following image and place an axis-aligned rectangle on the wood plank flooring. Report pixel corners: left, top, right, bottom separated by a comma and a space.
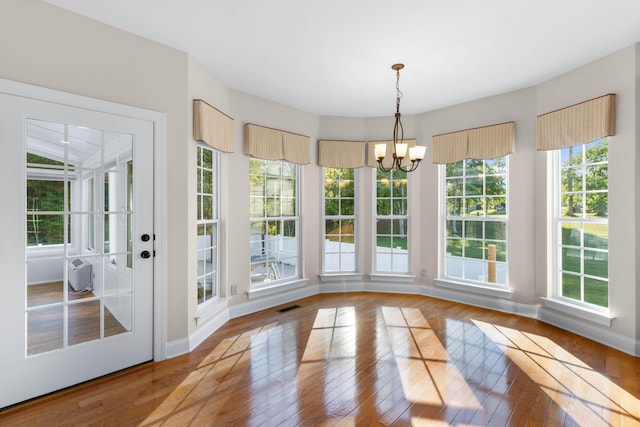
26, 282, 128, 355
1, 292, 639, 426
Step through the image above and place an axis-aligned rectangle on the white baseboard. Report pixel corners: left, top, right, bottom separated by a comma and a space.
229, 283, 319, 319
165, 281, 640, 358
539, 307, 638, 356
166, 337, 190, 359
189, 307, 230, 352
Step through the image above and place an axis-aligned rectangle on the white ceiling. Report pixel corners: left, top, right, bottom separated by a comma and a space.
46, 0, 640, 117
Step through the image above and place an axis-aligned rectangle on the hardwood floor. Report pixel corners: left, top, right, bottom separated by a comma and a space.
26, 282, 128, 355
2, 292, 639, 426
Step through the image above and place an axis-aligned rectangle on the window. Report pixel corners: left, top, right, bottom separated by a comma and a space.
26, 153, 71, 247
374, 169, 408, 274
250, 159, 299, 286
323, 167, 356, 273
443, 157, 508, 285
196, 145, 219, 305
554, 138, 608, 309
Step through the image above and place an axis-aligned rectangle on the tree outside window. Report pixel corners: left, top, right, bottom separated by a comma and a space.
557, 138, 608, 308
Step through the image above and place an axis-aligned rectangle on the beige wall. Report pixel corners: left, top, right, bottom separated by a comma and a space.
536, 46, 638, 339
0, 0, 190, 341
2, 0, 638, 353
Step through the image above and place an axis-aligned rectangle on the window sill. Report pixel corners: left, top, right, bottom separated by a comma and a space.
369, 273, 416, 283
435, 278, 513, 300
247, 278, 309, 300
196, 296, 228, 321
540, 297, 613, 327
319, 273, 365, 282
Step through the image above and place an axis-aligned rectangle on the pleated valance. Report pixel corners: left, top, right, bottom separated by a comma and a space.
318, 140, 366, 168
432, 122, 515, 164
244, 123, 310, 164
536, 94, 616, 150
193, 99, 234, 153
366, 139, 417, 168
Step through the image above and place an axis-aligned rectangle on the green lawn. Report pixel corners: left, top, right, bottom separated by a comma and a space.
561, 223, 608, 308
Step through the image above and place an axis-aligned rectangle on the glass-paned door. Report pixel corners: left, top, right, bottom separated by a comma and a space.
0, 89, 154, 408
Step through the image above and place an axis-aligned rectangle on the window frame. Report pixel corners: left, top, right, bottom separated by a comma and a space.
196, 144, 220, 307
440, 157, 509, 288
373, 168, 410, 275
249, 158, 300, 290
552, 139, 609, 312
322, 167, 358, 274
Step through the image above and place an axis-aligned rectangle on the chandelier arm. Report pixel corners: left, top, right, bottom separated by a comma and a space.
377, 158, 393, 172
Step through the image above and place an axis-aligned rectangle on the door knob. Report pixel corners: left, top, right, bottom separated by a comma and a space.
141, 234, 150, 242
141, 250, 151, 259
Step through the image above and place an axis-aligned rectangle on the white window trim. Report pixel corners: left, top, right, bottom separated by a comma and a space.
435, 278, 513, 300
439, 158, 510, 289
373, 171, 410, 275
541, 297, 613, 327
249, 160, 301, 290
321, 167, 358, 274
549, 146, 610, 316
196, 144, 220, 310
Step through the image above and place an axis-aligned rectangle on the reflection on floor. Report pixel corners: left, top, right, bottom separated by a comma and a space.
26, 282, 127, 355
3, 293, 638, 425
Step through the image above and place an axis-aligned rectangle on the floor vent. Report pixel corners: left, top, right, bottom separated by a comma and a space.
277, 305, 301, 313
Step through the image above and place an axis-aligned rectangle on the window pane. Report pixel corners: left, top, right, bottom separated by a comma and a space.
446, 220, 462, 238
282, 197, 295, 216
562, 248, 581, 273
586, 193, 607, 218
485, 176, 506, 196
464, 240, 484, 260
561, 167, 583, 192
465, 177, 483, 196
464, 221, 483, 239
561, 273, 581, 300
377, 199, 391, 216
561, 223, 581, 246
446, 198, 463, 216
584, 224, 607, 249
446, 178, 463, 196
446, 162, 463, 177
485, 221, 506, 240
446, 239, 463, 256
465, 197, 483, 216
584, 277, 608, 308
486, 197, 507, 216
340, 198, 354, 216
464, 159, 483, 175
584, 250, 607, 279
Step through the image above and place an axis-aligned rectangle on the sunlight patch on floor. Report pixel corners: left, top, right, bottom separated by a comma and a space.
472, 319, 640, 427
382, 306, 482, 409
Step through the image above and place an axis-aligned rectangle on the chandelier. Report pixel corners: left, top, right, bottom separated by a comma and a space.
374, 63, 426, 172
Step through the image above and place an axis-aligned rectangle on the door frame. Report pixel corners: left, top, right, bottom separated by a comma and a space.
0, 77, 167, 361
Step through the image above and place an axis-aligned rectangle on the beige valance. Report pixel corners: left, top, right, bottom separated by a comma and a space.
193, 99, 234, 153
318, 140, 366, 168
536, 94, 616, 151
366, 139, 417, 169
244, 123, 310, 164
432, 122, 515, 164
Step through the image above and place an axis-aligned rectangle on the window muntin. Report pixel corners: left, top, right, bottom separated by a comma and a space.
323, 167, 356, 273
374, 169, 408, 274
197, 145, 219, 305
443, 157, 508, 285
250, 159, 299, 286
555, 139, 608, 309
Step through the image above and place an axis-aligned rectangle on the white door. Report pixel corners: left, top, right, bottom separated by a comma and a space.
0, 91, 154, 408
